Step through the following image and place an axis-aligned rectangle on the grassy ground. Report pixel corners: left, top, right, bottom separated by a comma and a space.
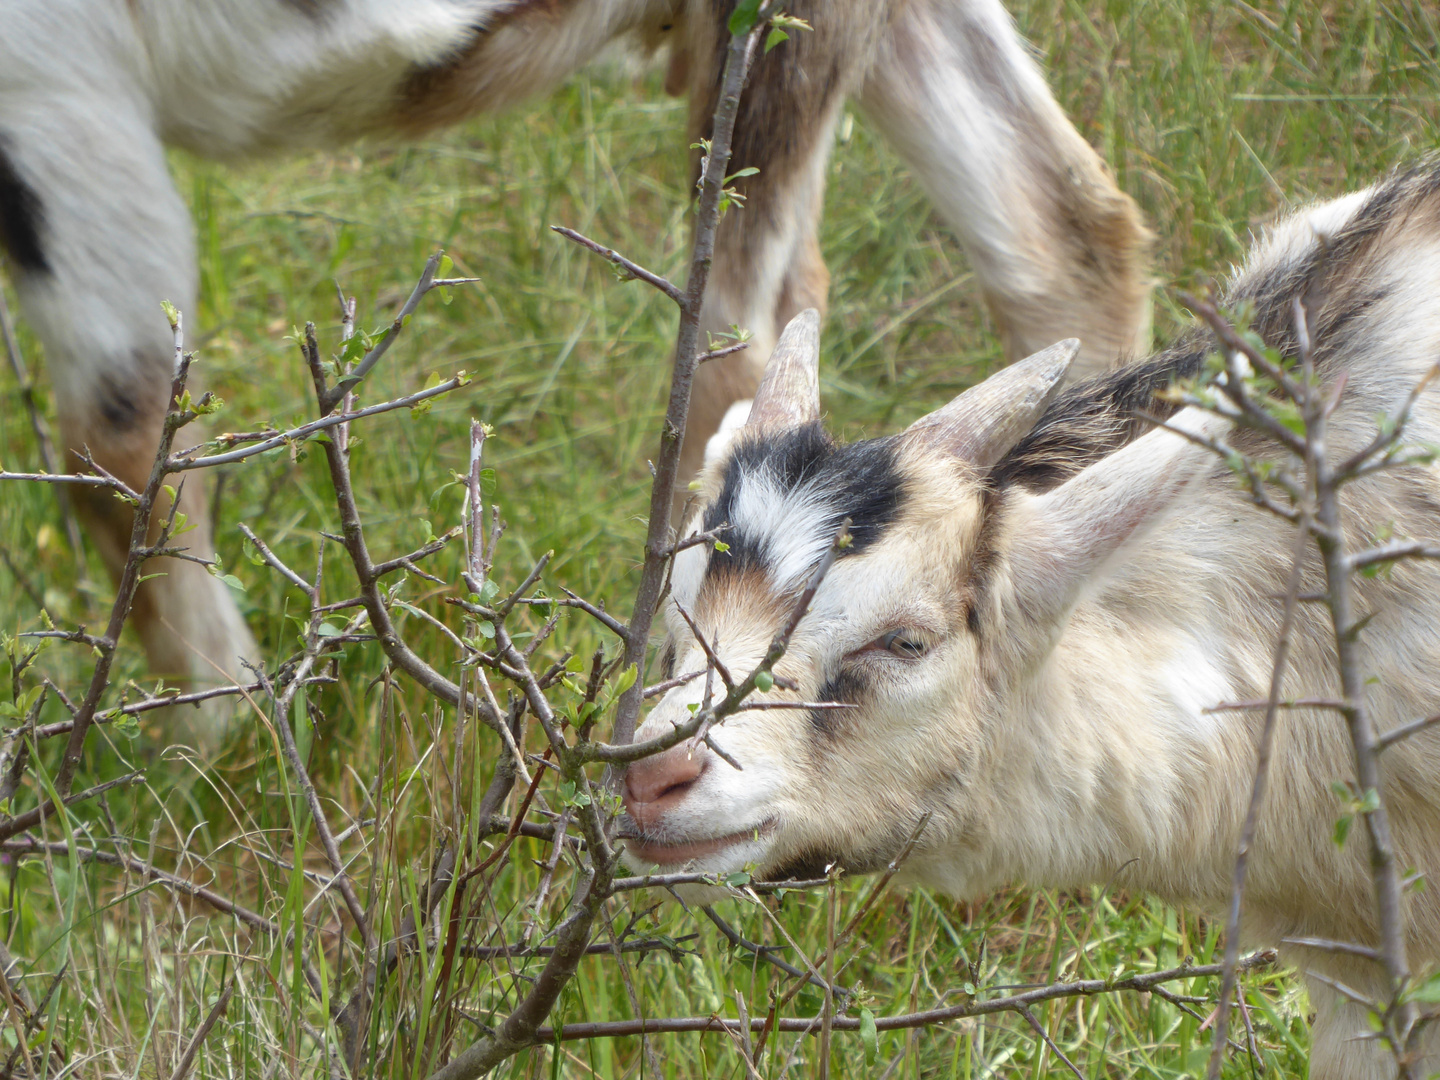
2, 0, 1439, 1076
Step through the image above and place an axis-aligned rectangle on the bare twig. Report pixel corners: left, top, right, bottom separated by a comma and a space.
609, 872, 828, 893
1207, 512, 1308, 1079
673, 601, 735, 690
0, 770, 143, 837
609, 15, 766, 748
550, 227, 685, 305
238, 524, 313, 591
579, 519, 849, 766
1017, 1003, 1085, 1080
174, 375, 470, 471
1377, 712, 1440, 751
318, 252, 475, 412
47, 308, 196, 802
699, 341, 750, 364
1347, 539, 1440, 572
1187, 294, 1427, 1077
529, 952, 1278, 1042
701, 906, 848, 1000
1282, 937, 1382, 962
458, 934, 697, 963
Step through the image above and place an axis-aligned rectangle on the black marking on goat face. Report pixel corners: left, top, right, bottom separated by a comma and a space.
701, 424, 904, 586
809, 668, 867, 735
0, 139, 49, 275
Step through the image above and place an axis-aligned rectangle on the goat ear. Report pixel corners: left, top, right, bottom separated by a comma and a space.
1008, 408, 1227, 619
744, 308, 821, 430
905, 339, 1078, 467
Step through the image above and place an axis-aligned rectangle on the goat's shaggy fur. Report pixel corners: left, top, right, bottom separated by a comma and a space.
0, 0, 1151, 741
625, 162, 1440, 1079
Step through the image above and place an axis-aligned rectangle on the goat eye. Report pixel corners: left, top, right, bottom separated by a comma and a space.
875, 630, 928, 659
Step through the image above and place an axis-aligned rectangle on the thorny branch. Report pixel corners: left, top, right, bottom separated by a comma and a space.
553, 9, 771, 748
529, 951, 1278, 1042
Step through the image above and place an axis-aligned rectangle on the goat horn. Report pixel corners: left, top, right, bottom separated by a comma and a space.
905, 339, 1079, 467
743, 308, 822, 430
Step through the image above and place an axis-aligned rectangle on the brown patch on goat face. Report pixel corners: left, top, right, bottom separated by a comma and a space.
692, 566, 788, 644
800, 449, 984, 751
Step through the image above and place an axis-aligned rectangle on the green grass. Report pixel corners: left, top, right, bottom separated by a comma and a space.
2, 1, 1438, 1076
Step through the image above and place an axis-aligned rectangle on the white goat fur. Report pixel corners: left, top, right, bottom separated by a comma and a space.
625, 166, 1440, 1079
0, 0, 1151, 743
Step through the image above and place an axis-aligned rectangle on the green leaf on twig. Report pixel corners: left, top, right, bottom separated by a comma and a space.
611, 664, 638, 696
859, 1008, 879, 1064
1334, 814, 1354, 848
1413, 974, 1440, 1003
728, 0, 762, 34
559, 781, 592, 809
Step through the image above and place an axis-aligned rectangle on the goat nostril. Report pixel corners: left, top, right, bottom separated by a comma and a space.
624, 748, 707, 810
654, 774, 696, 803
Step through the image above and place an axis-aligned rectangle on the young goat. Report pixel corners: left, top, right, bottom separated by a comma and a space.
0, 0, 1151, 741
623, 164, 1440, 1079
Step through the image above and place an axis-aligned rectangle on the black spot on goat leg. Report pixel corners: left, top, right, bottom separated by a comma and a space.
277, 0, 337, 20
97, 366, 149, 432
0, 139, 49, 275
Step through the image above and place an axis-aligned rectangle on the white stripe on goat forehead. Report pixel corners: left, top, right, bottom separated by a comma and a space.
673, 425, 907, 608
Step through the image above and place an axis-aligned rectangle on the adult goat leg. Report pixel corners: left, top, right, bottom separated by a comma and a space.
0, 44, 254, 750
862, 0, 1154, 377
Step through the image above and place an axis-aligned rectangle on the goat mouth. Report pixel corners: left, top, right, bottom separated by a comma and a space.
623, 822, 775, 867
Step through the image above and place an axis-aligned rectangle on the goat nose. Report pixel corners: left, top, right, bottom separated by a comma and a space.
624, 746, 706, 828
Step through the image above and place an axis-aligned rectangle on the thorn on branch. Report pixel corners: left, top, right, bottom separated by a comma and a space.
549, 226, 685, 305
